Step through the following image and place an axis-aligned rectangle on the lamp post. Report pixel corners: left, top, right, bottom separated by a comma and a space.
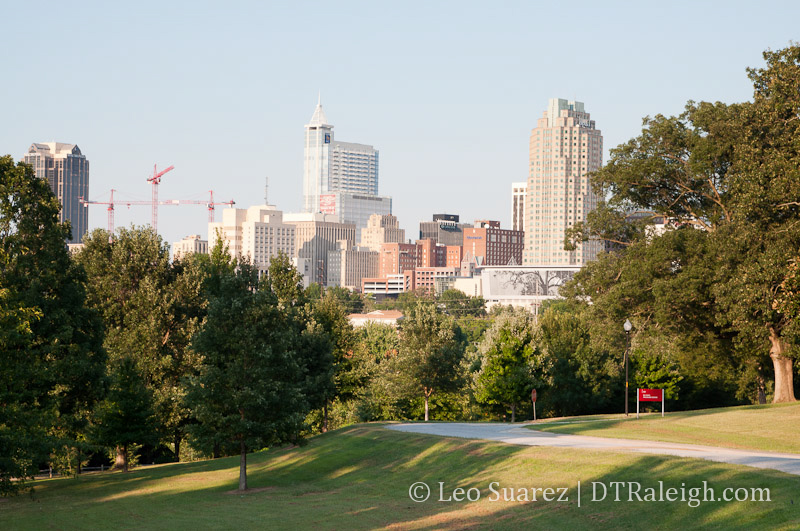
623, 318, 632, 416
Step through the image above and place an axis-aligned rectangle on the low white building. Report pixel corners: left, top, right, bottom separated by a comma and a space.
172, 234, 208, 261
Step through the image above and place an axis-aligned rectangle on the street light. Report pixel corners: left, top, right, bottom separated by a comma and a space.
623, 318, 632, 416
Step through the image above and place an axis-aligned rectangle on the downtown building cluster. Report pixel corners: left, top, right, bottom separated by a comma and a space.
30, 97, 605, 313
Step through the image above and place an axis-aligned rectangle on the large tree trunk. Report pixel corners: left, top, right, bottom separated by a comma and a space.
511, 403, 516, 423
238, 441, 247, 491
424, 390, 430, 422
114, 446, 127, 471
322, 399, 328, 433
174, 432, 182, 462
769, 328, 796, 403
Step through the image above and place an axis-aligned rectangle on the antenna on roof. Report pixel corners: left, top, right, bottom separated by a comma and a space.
264, 176, 269, 205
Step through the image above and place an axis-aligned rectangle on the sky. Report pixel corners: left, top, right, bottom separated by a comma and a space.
2, 1, 799, 250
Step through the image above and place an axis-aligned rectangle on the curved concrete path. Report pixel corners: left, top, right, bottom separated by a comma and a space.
387, 422, 800, 476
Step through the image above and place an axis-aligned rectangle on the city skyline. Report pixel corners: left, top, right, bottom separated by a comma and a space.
3, 2, 798, 248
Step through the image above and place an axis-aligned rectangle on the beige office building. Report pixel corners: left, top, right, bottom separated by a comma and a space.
360, 213, 405, 252
208, 205, 295, 274
284, 212, 356, 286
327, 241, 379, 291
524, 98, 602, 266
173, 234, 208, 261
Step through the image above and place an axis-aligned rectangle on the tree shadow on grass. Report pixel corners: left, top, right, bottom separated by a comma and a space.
2, 424, 798, 530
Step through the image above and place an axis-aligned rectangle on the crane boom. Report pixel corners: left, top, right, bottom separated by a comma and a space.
147, 164, 175, 233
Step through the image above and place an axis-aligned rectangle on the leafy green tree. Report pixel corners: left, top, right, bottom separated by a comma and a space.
439, 289, 487, 318
335, 322, 401, 422
536, 308, 620, 417
310, 291, 355, 431
709, 46, 800, 403
324, 285, 367, 314
388, 302, 465, 421
475, 308, 538, 422
0, 156, 106, 493
633, 352, 683, 401
188, 252, 308, 491
92, 358, 157, 472
564, 45, 800, 403
77, 227, 206, 461
265, 251, 308, 308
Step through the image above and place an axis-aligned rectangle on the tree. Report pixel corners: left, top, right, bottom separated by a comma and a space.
710, 46, 800, 403
310, 291, 354, 432
536, 308, 622, 417
564, 45, 800, 403
77, 227, 206, 461
439, 289, 487, 318
475, 308, 538, 422
92, 358, 157, 472
187, 252, 308, 491
388, 302, 465, 421
0, 156, 106, 493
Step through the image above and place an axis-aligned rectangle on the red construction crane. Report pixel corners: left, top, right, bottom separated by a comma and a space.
147, 164, 175, 233
80, 189, 118, 241
160, 190, 235, 222
81, 188, 233, 238
80, 189, 178, 238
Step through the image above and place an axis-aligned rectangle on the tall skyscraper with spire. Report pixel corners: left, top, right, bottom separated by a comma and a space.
524, 98, 603, 266
302, 97, 380, 212
301, 97, 390, 241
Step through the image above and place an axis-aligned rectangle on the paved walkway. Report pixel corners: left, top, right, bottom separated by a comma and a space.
387, 422, 800, 476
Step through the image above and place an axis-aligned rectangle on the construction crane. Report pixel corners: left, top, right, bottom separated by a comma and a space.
161, 190, 235, 222
81, 189, 234, 237
80, 189, 178, 239
147, 164, 175, 233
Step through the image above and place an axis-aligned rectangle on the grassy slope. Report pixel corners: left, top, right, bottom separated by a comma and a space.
2, 425, 798, 530
529, 402, 800, 453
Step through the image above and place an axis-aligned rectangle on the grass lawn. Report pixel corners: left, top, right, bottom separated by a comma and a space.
528, 402, 800, 454
1, 424, 799, 530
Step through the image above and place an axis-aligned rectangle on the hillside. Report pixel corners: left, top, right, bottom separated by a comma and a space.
1, 424, 798, 530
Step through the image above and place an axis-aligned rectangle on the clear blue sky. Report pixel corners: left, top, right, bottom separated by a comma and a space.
3, 1, 798, 248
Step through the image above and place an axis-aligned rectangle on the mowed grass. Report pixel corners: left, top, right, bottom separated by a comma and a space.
529, 402, 800, 453
1, 424, 798, 530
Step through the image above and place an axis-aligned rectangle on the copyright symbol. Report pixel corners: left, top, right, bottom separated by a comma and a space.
409, 482, 430, 502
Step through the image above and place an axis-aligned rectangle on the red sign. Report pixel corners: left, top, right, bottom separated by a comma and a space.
638, 389, 663, 402
531, 389, 537, 403
319, 194, 336, 215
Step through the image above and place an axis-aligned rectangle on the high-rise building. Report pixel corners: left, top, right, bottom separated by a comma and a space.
283, 212, 356, 286
23, 142, 89, 244
524, 98, 602, 266
419, 214, 471, 246
208, 205, 296, 275
360, 213, 406, 252
511, 182, 527, 233
303, 99, 380, 214
318, 191, 392, 241
327, 241, 379, 292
